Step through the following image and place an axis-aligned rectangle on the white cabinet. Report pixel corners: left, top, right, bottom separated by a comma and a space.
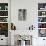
38, 37, 46, 46
0, 0, 11, 45
0, 0, 8, 45
0, 35, 8, 45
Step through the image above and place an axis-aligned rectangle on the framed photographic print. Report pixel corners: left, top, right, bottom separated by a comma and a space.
18, 9, 27, 21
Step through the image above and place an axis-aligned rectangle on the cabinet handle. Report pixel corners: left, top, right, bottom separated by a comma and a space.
1, 39, 3, 40
43, 39, 45, 40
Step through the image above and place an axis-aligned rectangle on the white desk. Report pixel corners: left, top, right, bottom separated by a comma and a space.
9, 30, 36, 46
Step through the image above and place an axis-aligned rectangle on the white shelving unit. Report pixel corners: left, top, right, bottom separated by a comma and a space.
38, 3, 46, 37
0, 2, 9, 45
0, 3, 8, 36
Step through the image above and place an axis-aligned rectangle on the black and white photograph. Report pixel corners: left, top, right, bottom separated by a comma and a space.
18, 9, 27, 21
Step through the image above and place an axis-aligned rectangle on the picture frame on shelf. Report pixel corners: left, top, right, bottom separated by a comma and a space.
0, 17, 8, 22
38, 11, 46, 16
38, 29, 46, 37
38, 17, 46, 22
5, 6, 8, 10
38, 23, 46, 28
38, 3, 46, 10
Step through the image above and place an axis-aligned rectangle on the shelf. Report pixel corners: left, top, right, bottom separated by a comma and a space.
38, 22, 46, 23
0, 22, 8, 23
38, 28, 46, 29
0, 10, 8, 11
0, 16, 8, 17
38, 15, 46, 17
38, 10, 46, 11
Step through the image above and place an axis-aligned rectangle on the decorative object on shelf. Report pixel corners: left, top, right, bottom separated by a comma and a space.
0, 3, 8, 10
0, 23, 8, 30
5, 6, 8, 10
0, 17, 8, 22
11, 23, 16, 30
42, 12, 45, 15
40, 8, 45, 10
38, 29, 46, 37
29, 25, 35, 30
38, 23, 46, 28
38, 3, 46, 10
18, 9, 27, 21
0, 11, 8, 16
0, 6, 1, 10
38, 17, 46, 22
38, 11, 46, 16
38, 17, 43, 22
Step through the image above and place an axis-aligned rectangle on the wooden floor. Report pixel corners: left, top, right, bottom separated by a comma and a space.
0, 45, 8, 46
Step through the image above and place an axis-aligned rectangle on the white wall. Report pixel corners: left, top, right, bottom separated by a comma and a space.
11, 0, 46, 30
11, 0, 38, 30
11, 0, 46, 46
